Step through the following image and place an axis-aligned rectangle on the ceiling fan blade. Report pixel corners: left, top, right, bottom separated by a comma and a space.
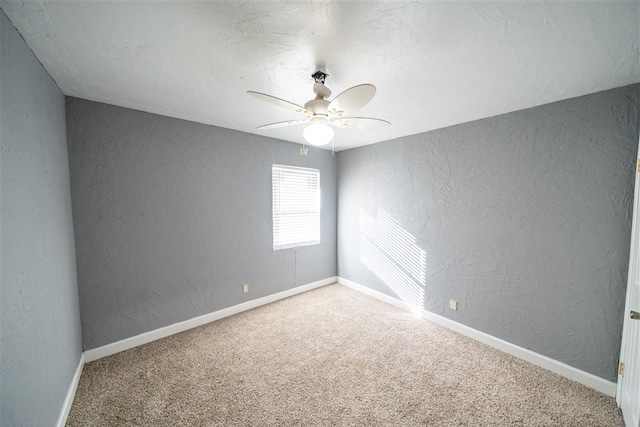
327, 84, 376, 117
257, 119, 309, 130
247, 91, 312, 116
330, 117, 390, 130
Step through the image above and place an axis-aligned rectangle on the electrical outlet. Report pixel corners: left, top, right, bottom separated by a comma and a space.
449, 299, 457, 311
243, 283, 249, 294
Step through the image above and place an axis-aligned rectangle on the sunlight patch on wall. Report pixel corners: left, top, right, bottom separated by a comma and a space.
360, 209, 427, 311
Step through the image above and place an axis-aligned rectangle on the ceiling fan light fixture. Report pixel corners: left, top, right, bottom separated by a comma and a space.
303, 123, 334, 146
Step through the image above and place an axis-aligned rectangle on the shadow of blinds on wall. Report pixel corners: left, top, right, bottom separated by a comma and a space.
360, 208, 427, 312
272, 164, 320, 250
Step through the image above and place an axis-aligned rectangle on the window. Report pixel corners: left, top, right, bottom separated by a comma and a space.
272, 164, 320, 250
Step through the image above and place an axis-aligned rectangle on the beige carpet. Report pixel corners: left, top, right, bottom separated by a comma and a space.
67, 284, 624, 426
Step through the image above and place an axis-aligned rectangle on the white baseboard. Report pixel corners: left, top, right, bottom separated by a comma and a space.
84, 277, 336, 362
56, 352, 85, 427
337, 276, 617, 397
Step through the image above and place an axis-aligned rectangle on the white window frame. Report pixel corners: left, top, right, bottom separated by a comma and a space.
272, 164, 321, 250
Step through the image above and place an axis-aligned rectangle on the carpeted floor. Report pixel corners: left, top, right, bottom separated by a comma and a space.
67, 284, 624, 426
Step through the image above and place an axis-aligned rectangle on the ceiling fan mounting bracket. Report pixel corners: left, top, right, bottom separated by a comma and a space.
311, 71, 328, 84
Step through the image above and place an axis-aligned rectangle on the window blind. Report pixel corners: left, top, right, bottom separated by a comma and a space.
272, 164, 320, 250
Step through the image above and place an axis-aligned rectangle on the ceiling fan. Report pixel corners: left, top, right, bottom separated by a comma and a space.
248, 71, 390, 146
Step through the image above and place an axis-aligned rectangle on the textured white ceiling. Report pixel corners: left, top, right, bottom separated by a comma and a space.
2, 1, 639, 151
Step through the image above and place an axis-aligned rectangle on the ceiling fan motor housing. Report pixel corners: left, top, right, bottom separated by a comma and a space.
305, 98, 329, 114
304, 83, 332, 122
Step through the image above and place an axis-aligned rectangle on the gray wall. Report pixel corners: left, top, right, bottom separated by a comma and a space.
337, 85, 640, 381
66, 99, 337, 350
1, 9, 83, 426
